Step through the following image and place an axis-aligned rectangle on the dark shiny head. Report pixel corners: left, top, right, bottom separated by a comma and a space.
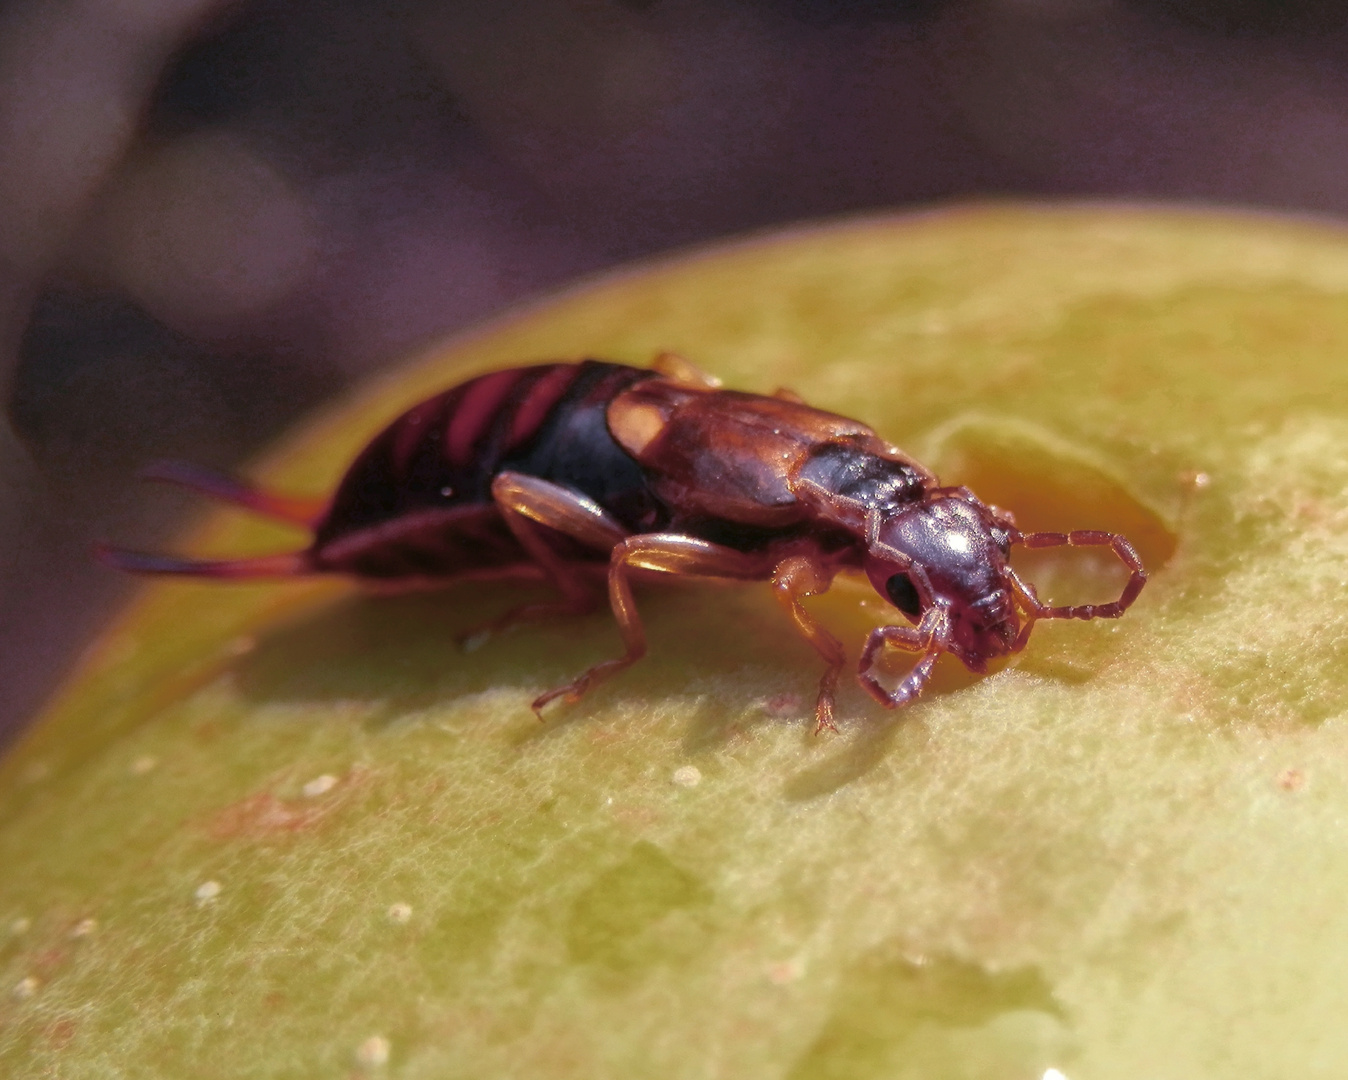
863, 494, 1022, 671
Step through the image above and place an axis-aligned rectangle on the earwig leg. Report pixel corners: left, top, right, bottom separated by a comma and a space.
141, 461, 326, 527
1004, 565, 1043, 619
491, 472, 631, 554
857, 608, 951, 711
651, 351, 723, 389
771, 553, 845, 734
532, 534, 773, 718
1013, 530, 1148, 620
470, 472, 631, 642
1001, 567, 1041, 653
94, 543, 308, 579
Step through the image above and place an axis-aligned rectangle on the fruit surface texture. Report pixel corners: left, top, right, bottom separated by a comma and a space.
2, 205, 1345, 1079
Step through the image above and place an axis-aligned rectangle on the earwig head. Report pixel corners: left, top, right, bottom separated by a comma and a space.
863, 493, 1024, 672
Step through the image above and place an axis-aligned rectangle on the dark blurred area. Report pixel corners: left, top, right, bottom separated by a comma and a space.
2, 0, 1347, 744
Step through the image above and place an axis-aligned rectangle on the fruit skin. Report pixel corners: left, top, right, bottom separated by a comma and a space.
4, 204, 1348, 1077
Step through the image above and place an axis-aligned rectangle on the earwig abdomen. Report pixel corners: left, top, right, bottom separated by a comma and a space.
311, 361, 665, 575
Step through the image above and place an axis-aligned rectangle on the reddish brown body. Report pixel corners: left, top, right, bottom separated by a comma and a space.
100, 354, 1147, 729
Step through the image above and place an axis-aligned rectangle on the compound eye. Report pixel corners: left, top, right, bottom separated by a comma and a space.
885, 572, 922, 617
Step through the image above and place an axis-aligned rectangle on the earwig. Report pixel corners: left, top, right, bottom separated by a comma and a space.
99, 354, 1146, 730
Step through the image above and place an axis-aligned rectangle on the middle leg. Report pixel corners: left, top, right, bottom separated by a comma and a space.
771, 553, 845, 733
533, 534, 774, 717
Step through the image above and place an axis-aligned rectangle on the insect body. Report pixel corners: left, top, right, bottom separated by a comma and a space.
99, 355, 1147, 730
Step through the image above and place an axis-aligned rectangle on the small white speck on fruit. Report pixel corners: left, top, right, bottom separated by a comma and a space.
1043, 1069, 1070, 1080
302, 773, 339, 797
356, 1035, 391, 1067
131, 755, 158, 776
9, 917, 30, 935
672, 766, 701, 788
226, 635, 256, 656
195, 880, 222, 905
461, 630, 491, 654
13, 977, 38, 1000
70, 918, 97, 939
387, 903, 413, 924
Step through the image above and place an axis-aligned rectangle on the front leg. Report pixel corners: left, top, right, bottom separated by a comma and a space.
857, 608, 951, 711
533, 534, 774, 717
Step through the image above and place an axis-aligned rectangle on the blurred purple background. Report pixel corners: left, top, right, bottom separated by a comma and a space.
2, 0, 1346, 743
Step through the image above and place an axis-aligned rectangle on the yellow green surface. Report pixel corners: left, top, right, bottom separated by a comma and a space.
4, 204, 1348, 1078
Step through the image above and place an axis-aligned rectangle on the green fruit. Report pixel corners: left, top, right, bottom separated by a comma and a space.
4, 205, 1347, 1078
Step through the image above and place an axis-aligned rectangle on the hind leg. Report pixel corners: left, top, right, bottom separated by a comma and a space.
460, 472, 631, 642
